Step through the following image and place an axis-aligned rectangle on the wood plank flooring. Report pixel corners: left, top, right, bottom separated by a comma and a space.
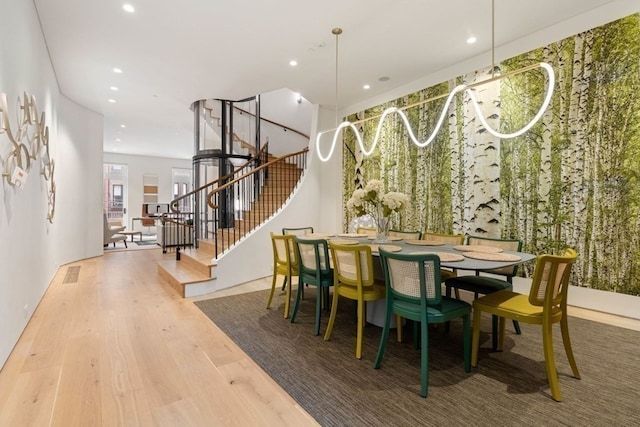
0, 249, 317, 426
1, 247, 638, 426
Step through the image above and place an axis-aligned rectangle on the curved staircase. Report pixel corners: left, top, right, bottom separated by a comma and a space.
157, 148, 308, 297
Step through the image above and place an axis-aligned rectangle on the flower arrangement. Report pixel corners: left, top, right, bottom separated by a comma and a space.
347, 179, 410, 241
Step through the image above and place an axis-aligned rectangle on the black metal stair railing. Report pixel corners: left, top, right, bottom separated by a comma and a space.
165, 145, 308, 259
164, 144, 271, 256
208, 148, 308, 258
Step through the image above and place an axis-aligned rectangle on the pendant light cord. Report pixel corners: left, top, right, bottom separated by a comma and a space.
332, 28, 343, 126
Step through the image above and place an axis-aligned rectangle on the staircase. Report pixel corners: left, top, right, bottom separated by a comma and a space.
157, 148, 308, 297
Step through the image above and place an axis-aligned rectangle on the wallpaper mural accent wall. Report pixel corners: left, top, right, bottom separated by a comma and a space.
342, 14, 640, 296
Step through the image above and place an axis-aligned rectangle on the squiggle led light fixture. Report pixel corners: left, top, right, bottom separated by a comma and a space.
316, 62, 555, 161
316, 0, 555, 162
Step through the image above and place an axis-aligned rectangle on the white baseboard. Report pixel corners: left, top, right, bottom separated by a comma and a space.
512, 277, 640, 320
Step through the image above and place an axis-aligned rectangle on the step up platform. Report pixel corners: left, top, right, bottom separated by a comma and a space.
157, 245, 218, 298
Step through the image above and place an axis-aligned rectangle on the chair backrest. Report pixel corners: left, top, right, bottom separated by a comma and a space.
270, 232, 298, 269
388, 230, 422, 240
422, 231, 464, 245
295, 237, 331, 277
283, 227, 314, 236
379, 249, 442, 305
329, 242, 375, 287
529, 248, 577, 309
466, 235, 522, 277
356, 226, 377, 236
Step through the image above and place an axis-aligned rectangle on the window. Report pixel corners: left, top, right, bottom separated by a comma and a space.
172, 168, 192, 212
103, 163, 128, 223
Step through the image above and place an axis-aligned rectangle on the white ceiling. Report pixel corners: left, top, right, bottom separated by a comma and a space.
34, 0, 618, 159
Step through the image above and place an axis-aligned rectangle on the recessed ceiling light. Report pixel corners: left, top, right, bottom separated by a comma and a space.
113, 68, 122, 74
116, 138, 121, 142
108, 99, 116, 103
467, 36, 477, 44
289, 60, 298, 67
120, 124, 126, 128
123, 4, 135, 13
363, 84, 370, 90
110, 86, 119, 91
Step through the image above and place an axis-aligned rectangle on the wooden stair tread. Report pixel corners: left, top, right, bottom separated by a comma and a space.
157, 259, 212, 284
181, 248, 217, 267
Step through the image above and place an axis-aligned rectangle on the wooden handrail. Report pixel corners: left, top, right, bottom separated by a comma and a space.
169, 143, 269, 212
233, 105, 310, 140
207, 147, 308, 208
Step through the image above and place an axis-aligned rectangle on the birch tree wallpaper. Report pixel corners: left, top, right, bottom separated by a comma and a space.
342, 14, 640, 296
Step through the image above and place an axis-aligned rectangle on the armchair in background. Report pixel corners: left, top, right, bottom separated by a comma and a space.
103, 213, 127, 248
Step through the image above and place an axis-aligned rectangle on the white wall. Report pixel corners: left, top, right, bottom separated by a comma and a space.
103, 153, 191, 230
0, 0, 104, 369
214, 105, 326, 287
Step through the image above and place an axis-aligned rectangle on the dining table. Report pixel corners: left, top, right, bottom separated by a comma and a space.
300, 232, 537, 327
303, 232, 537, 271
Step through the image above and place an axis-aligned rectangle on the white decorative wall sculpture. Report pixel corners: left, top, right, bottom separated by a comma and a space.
0, 92, 56, 222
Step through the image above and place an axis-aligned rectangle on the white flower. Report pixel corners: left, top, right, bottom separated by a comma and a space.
348, 180, 409, 220
364, 179, 384, 202
381, 191, 410, 216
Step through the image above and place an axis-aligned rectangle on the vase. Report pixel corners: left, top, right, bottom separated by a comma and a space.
374, 205, 390, 243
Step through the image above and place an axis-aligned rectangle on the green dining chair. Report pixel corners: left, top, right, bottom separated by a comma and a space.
375, 249, 471, 398
290, 236, 333, 336
444, 235, 523, 350
281, 227, 314, 291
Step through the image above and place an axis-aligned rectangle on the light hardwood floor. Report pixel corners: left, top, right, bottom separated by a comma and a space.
0, 249, 317, 426
1, 248, 638, 426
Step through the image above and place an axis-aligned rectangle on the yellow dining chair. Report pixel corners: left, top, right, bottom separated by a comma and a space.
356, 226, 377, 236
324, 242, 386, 359
266, 232, 299, 319
388, 229, 422, 240
375, 249, 471, 397
281, 227, 313, 291
471, 248, 579, 401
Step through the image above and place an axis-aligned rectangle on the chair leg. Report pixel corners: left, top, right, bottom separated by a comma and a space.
355, 299, 365, 359
266, 272, 278, 309
374, 305, 392, 369
323, 289, 340, 342
290, 280, 303, 324
542, 319, 562, 401
560, 315, 581, 379
471, 308, 482, 367
513, 320, 522, 335
280, 275, 288, 291
462, 313, 471, 373
396, 315, 403, 342
283, 275, 292, 319
491, 315, 499, 351
420, 320, 429, 397
314, 286, 322, 336
498, 316, 506, 351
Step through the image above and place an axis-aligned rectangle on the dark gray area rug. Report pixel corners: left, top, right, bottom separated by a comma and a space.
195, 288, 640, 427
